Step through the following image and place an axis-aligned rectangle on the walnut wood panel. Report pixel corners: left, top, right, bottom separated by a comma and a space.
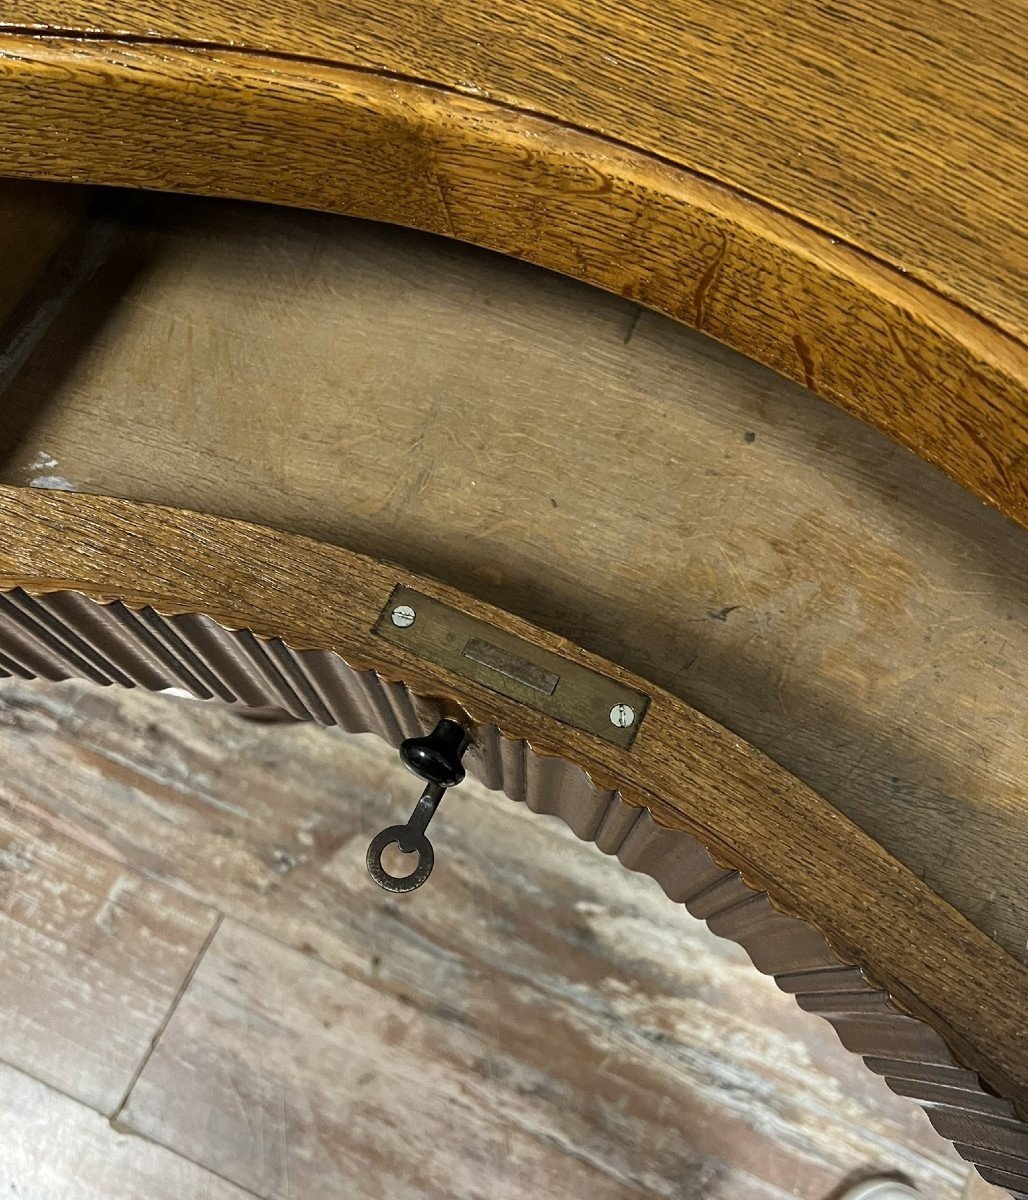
0, 486, 1023, 1194
0, 32, 1024, 523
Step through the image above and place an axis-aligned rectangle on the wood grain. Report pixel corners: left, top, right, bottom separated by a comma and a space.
0, 14, 1022, 1177
1, 198, 1022, 963
0, 1061, 255, 1199
0, 784, 217, 1112
0, 782, 214, 1108
0, 678, 990, 1199
0, 34, 1023, 522
121, 917, 963, 1200
2, 0, 1024, 338
0, 487, 1023, 1160
0, 588, 1020, 1194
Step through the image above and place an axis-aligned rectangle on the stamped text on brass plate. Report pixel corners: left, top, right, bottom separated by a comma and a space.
374, 586, 649, 748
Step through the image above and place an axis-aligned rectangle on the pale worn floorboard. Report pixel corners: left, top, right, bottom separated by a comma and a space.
0, 678, 1005, 1198
121, 916, 810, 1200
0, 784, 217, 1112
0, 1061, 256, 1199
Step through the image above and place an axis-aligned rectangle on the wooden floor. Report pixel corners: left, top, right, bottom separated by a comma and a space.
0, 678, 1005, 1199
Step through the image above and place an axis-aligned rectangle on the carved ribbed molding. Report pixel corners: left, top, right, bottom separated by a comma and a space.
0, 586, 1024, 1197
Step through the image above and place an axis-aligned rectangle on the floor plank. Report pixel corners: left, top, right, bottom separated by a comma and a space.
0, 1061, 256, 1199
0, 775, 217, 1112
120, 917, 923, 1200
0, 678, 976, 1199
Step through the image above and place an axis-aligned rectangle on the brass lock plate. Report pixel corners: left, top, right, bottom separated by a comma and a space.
374, 586, 649, 748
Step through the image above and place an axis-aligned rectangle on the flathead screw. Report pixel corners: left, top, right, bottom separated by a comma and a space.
391, 604, 416, 629
609, 703, 636, 729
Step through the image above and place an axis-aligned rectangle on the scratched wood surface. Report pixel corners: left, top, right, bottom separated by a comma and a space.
0, 793, 216, 1111
0, 676, 1007, 1199
5, 0, 1027, 334
0, 29, 1024, 523
0, 192, 1023, 969
0, 1062, 254, 1199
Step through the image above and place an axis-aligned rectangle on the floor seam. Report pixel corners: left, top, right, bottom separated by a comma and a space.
109, 908, 225, 1124
0, 1058, 266, 1198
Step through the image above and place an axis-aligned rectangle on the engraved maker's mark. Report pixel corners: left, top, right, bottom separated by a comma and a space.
462, 636, 560, 696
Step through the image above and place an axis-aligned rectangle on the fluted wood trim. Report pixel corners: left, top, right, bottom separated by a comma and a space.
0, 583, 1023, 1196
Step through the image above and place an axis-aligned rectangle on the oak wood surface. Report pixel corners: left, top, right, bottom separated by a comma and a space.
3, 0, 1024, 338
0, 196, 1022, 966
0, 28, 1024, 522
0, 486, 1024, 1134
0, 677, 992, 1199
0, 191, 1023, 1186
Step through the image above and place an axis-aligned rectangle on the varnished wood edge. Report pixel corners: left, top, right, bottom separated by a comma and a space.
0, 487, 1024, 1193
0, 32, 1025, 525
3, 597, 1025, 1195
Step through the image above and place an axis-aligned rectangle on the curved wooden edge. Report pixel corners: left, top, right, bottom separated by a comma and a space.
0, 485, 1024, 1193
0, 32, 1025, 526
4, 595, 1027, 1196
